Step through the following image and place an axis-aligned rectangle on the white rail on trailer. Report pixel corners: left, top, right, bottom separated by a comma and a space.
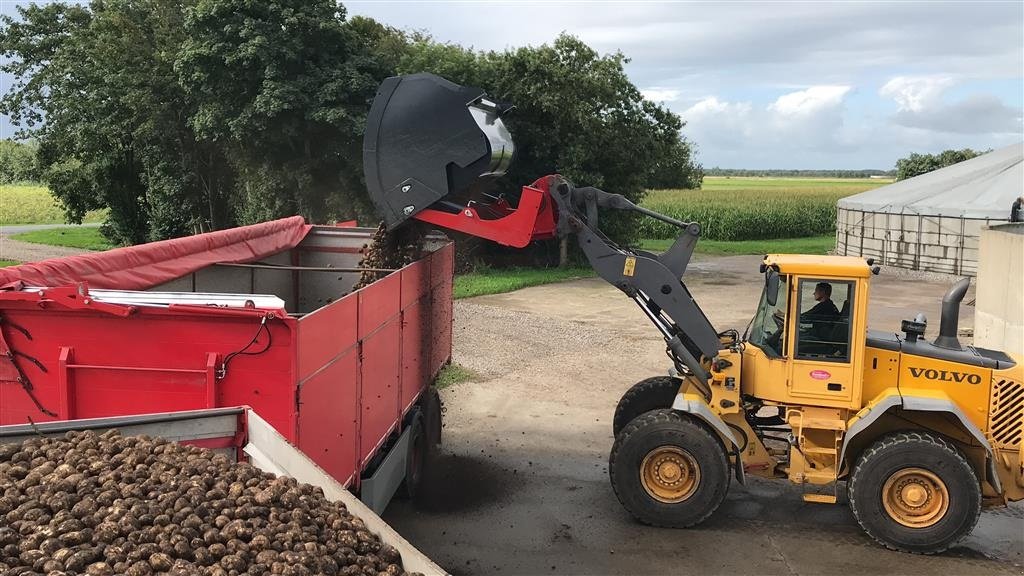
0, 407, 447, 576
243, 410, 445, 575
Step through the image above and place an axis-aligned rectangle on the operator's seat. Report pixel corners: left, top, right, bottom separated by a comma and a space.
830, 300, 850, 355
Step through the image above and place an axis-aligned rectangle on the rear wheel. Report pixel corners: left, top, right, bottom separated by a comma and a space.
420, 386, 443, 451
612, 376, 681, 437
610, 409, 729, 527
848, 431, 981, 554
397, 413, 426, 499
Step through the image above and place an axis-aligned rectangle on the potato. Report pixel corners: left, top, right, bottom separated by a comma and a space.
0, 431, 408, 575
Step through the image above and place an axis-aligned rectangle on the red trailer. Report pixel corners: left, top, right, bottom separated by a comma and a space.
0, 217, 453, 512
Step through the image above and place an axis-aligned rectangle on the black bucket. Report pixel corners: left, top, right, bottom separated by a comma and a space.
362, 73, 515, 228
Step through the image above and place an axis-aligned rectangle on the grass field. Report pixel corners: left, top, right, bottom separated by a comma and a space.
454, 266, 594, 299
0, 260, 19, 267
639, 176, 890, 241
0, 184, 106, 225
11, 226, 114, 250
640, 235, 835, 255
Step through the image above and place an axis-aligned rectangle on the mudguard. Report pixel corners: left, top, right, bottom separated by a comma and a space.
839, 389, 1001, 493
671, 392, 746, 483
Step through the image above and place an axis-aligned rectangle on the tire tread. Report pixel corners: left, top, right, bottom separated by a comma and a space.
612, 376, 680, 437
848, 431, 981, 554
610, 409, 728, 528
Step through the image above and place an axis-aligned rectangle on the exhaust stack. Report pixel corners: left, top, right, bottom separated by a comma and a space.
933, 278, 970, 350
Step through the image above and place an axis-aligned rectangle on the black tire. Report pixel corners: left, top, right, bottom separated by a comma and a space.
612, 376, 682, 437
397, 413, 427, 500
609, 409, 730, 528
848, 431, 981, 554
420, 386, 443, 451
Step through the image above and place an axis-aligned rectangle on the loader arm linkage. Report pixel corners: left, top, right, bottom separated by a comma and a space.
545, 176, 720, 385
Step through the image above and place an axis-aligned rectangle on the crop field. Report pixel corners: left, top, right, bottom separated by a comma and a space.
0, 184, 106, 225
638, 177, 891, 241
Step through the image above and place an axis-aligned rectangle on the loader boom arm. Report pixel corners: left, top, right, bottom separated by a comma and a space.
546, 176, 721, 384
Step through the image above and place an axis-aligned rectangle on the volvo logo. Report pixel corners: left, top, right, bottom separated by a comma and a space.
908, 367, 982, 385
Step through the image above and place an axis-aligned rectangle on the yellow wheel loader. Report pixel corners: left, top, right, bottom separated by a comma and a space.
363, 73, 1024, 554
607, 259, 1022, 554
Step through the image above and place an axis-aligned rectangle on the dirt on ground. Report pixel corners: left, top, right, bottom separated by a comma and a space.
383, 254, 1023, 576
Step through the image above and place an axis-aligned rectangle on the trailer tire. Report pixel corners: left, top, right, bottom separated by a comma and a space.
610, 409, 729, 528
613, 376, 682, 437
398, 413, 427, 500
421, 386, 443, 451
848, 431, 981, 554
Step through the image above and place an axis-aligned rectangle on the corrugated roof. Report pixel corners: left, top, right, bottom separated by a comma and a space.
837, 143, 1023, 219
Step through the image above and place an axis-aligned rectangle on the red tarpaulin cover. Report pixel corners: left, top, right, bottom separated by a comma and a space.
0, 216, 311, 290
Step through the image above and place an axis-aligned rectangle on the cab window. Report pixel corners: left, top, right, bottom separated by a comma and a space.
748, 274, 789, 357
795, 279, 854, 362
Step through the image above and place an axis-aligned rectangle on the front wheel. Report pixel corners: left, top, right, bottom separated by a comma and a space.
848, 431, 981, 554
612, 376, 681, 437
609, 409, 730, 528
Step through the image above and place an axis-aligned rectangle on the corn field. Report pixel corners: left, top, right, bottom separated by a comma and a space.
638, 178, 890, 241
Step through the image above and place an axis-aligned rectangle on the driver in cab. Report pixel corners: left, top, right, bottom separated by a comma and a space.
802, 282, 839, 321
801, 282, 840, 345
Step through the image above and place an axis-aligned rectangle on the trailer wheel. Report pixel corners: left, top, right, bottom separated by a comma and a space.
421, 386, 443, 451
612, 376, 681, 437
398, 413, 427, 500
610, 409, 729, 528
848, 431, 981, 554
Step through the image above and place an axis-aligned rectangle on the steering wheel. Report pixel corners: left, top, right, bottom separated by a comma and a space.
772, 310, 785, 329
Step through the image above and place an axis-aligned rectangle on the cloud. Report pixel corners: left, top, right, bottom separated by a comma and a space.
769, 86, 851, 117
880, 76, 956, 112
682, 85, 852, 153
640, 88, 681, 103
880, 76, 1022, 134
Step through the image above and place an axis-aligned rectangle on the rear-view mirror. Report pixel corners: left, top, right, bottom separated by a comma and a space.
766, 269, 780, 307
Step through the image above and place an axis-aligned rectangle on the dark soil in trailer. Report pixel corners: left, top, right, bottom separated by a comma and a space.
384, 254, 1024, 576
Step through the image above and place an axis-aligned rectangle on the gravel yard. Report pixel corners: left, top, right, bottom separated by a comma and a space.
0, 224, 97, 264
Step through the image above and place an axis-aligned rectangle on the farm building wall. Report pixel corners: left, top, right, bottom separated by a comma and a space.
834, 208, 1002, 276
974, 222, 1024, 356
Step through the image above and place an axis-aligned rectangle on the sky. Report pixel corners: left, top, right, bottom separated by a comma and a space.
2, 1, 1022, 169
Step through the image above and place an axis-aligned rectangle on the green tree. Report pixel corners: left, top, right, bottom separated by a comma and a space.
895, 148, 986, 181
0, 1, 235, 244
176, 0, 386, 225
647, 138, 704, 189
0, 139, 40, 182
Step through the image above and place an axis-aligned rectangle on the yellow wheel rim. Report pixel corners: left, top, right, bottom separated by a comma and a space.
640, 446, 700, 503
881, 467, 949, 528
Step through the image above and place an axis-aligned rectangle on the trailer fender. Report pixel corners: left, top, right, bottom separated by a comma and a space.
671, 392, 745, 484
839, 390, 1001, 493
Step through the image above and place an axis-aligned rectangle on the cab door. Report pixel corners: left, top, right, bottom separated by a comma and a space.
786, 276, 862, 407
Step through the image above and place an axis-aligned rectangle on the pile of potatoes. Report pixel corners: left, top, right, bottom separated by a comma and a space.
0, 430, 417, 576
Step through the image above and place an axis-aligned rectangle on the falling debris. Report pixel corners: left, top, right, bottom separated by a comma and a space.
353, 222, 426, 290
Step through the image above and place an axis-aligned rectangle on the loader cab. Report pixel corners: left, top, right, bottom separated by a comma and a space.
743, 255, 873, 410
